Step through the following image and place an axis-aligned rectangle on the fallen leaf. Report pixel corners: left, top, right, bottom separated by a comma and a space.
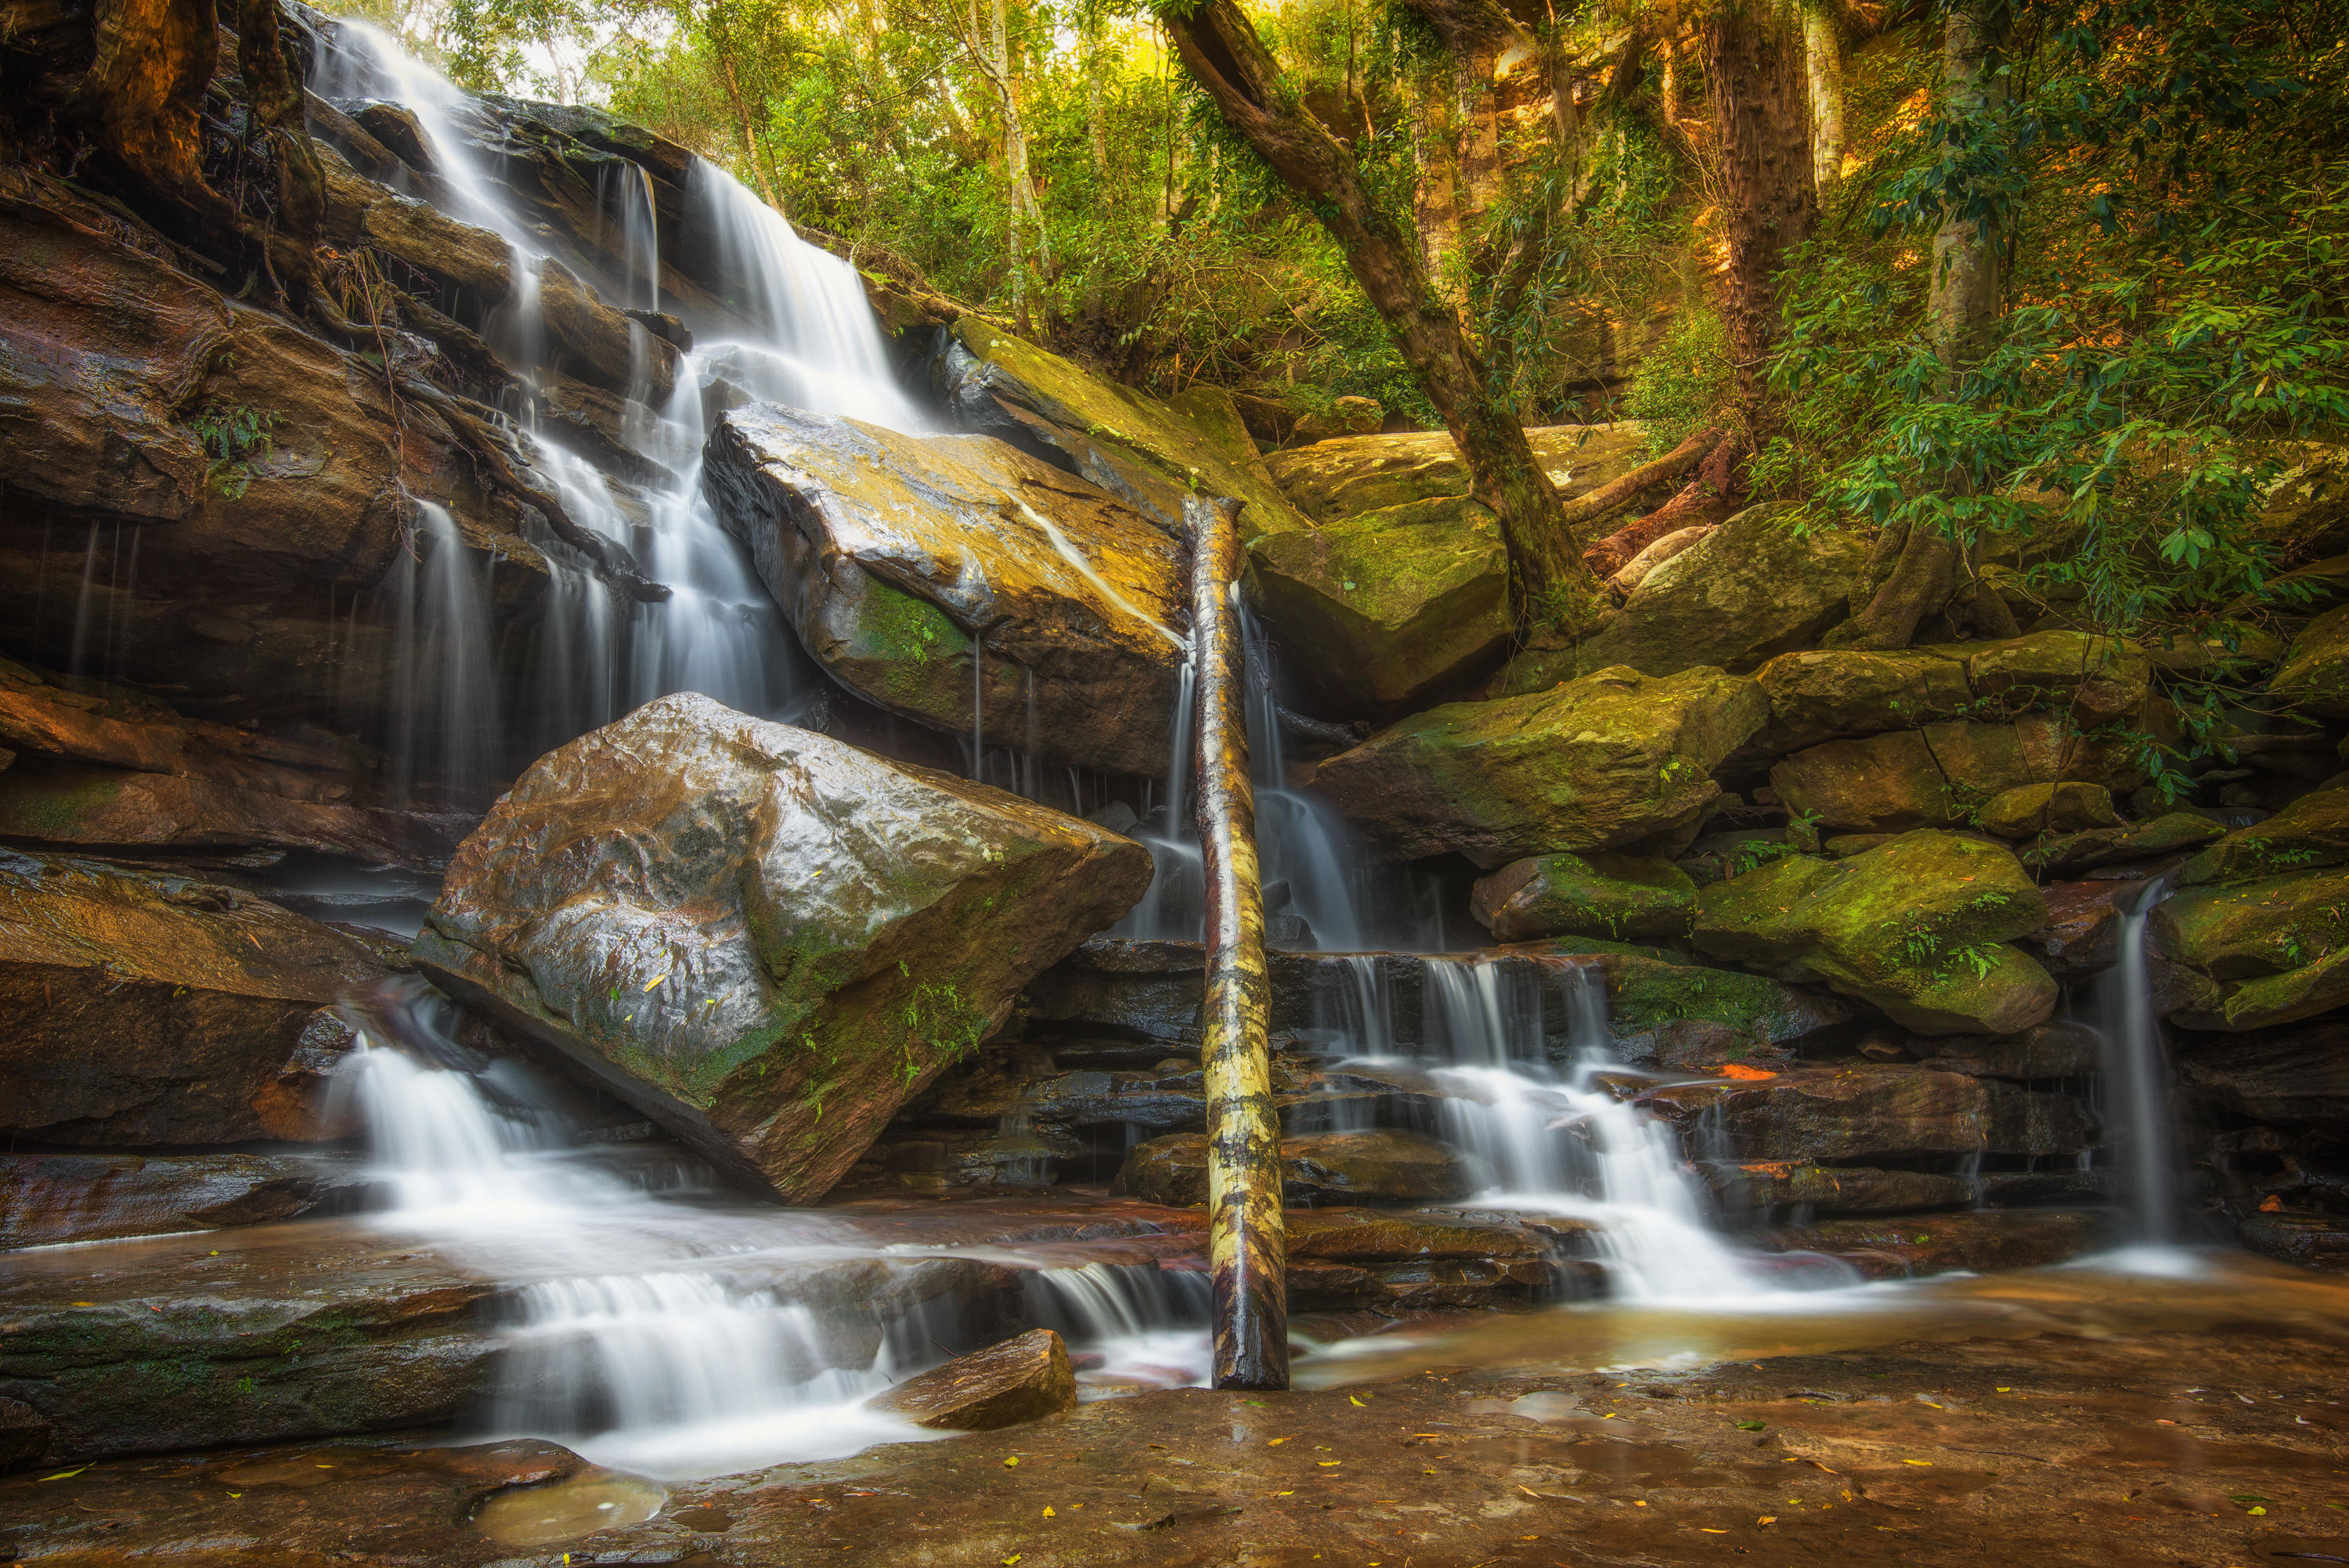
1758, 1516, 1777, 1526
1042, 1507, 1055, 1518
1348, 1396, 1367, 1408
1701, 1527, 1729, 1534
1002, 1557, 1021, 1566
1736, 1420, 1768, 1432
1267, 1437, 1290, 1446
644, 971, 672, 992
1003, 1457, 1019, 1468
1319, 1461, 1341, 1467
38, 1468, 88, 1482
1902, 1460, 1932, 1466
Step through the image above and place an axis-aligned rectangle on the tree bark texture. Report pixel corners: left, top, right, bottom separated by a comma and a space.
1703, 0, 1816, 411
1185, 492, 1286, 1393
1801, 0, 1845, 200
1164, 0, 1602, 628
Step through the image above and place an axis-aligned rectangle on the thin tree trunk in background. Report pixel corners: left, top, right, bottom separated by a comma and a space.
1705, 0, 1815, 415
1164, 0, 1604, 628
965, 0, 1045, 323
1802, 0, 1844, 200
1085, 20, 1110, 201
709, 2, 782, 213
1831, 0, 2019, 648
1186, 492, 1286, 1394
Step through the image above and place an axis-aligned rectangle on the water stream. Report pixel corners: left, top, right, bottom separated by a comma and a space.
2098, 878, 2179, 1245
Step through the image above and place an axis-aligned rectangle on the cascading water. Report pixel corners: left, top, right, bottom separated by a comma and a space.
334, 979, 1213, 1476
313, 23, 922, 787
1412, 958, 1774, 1300
2097, 877, 2179, 1244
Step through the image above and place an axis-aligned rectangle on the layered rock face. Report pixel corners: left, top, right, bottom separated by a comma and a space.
703, 406, 1188, 776
412, 693, 1152, 1200
0, 850, 398, 1147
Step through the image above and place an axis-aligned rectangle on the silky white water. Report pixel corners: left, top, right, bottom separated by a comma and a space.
2097, 877, 2179, 1244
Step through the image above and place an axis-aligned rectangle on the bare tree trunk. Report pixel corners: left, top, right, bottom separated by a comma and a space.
1187, 493, 1286, 1393
1164, 0, 1604, 629
1705, 0, 1816, 416
1802, 0, 1845, 200
1831, 0, 2018, 649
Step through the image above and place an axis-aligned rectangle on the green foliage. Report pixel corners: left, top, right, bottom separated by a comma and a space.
1626, 305, 1734, 453
189, 402, 280, 499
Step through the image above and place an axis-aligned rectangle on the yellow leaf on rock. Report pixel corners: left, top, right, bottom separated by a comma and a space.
1759, 1516, 1778, 1526
38, 1468, 88, 1482
1902, 1460, 1932, 1467
1042, 1507, 1055, 1518
1348, 1396, 1366, 1407
1003, 1457, 1019, 1467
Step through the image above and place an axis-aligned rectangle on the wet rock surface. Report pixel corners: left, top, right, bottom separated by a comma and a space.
0, 1152, 373, 1250
1120, 1130, 1481, 1208
0, 851, 397, 1147
1642, 1067, 2097, 1162
412, 693, 1151, 1202
8, 1269, 2348, 1568
704, 406, 1189, 776
868, 1328, 1078, 1430
1471, 852, 1698, 943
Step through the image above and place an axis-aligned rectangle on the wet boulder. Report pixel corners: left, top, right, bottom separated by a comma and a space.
1643, 1066, 2096, 1162
1913, 1020, 2105, 1078
1577, 946, 1856, 1064
1757, 1209, 2104, 1278
0, 852, 392, 1147
705, 406, 1188, 777
1769, 716, 2147, 835
2177, 787, 2349, 884
868, 1328, 1077, 1431
1248, 496, 1510, 714
411, 694, 1153, 1202
2174, 1017, 2349, 1126
2154, 867, 2349, 1031
1118, 1130, 1481, 1207
1470, 853, 1697, 943
2269, 603, 2349, 716
1690, 831, 2057, 1035
1311, 665, 1768, 867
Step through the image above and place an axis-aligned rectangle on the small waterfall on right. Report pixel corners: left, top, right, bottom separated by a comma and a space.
2095, 878, 2179, 1245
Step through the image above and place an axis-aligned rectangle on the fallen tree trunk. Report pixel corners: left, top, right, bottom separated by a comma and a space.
1186, 492, 1286, 1393
1573, 427, 1721, 577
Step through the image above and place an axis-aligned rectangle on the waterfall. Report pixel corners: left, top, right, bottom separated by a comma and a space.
313, 23, 915, 783
2097, 878, 2178, 1244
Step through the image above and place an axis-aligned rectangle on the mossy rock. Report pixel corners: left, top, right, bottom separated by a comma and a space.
1748, 631, 2150, 755
2156, 866, 2349, 1031
1311, 665, 1769, 867
2020, 810, 2223, 875
1976, 782, 2118, 838
1771, 715, 2148, 834
1249, 494, 1510, 713
1470, 852, 1697, 943
2269, 603, 2349, 717
1263, 425, 1651, 524
1499, 506, 1870, 687
2178, 787, 2349, 885
1690, 829, 2055, 1036
940, 318, 1311, 542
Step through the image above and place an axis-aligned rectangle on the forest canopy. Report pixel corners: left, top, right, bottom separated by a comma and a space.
329, 0, 2349, 726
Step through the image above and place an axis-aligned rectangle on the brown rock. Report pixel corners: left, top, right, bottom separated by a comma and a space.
413, 694, 1152, 1202
0, 852, 392, 1147
868, 1328, 1077, 1431
1976, 782, 2119, 838
1758, 1209, 2104, 1278
0, 1153, 366, 1250
1700, 1162, 1979, 1214
1118, 1130, 1479, 1207
1641, 1067, 2095, 1162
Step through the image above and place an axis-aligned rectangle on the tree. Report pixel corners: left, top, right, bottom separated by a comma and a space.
1162, 0, 1606, 629
1802, 0, 1845, 200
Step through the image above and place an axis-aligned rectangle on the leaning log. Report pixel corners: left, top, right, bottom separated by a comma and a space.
1186, 492, 1288, 1391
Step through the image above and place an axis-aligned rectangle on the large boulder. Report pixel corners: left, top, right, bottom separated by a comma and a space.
2269, 603, 2349, 716
867, 1328, 1077, 1432
1690, 831, 2058, 1035
936, 317, 1309, 542
1506, 506, 1871, 687
2178, 787, 2349, 885
0, 851, 390, 1146
1769, 716, 2148, 834
1310, 665, 1768, 867
704, 406, 1187, 777
2019, 810, 2222, 876
1470, 853, 1697, 942
2154, 867, 2349, 1031
1975, 782, 2118, 838
1248, 496, 1510, 714
2174, 1017, 2349, 1126
1748, 631, 2151, 754
410, 694, 1153, 1202
0, 1153, 366, 1250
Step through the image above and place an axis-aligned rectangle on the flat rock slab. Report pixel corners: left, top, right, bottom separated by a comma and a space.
8, 1267, 2349, 1567
869, 1327, 1077, 1430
